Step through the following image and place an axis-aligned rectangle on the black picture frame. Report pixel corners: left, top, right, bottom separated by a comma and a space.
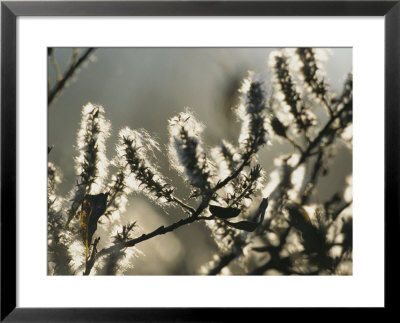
1, 1, 398, 321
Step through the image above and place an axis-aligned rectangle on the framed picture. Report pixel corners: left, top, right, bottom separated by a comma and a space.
1, 0, 397, 320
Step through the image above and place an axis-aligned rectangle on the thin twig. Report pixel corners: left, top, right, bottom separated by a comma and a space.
214, 148, 255, 191
171, 196, 196, 213
301, 150, 324, 204
95, 210, 205, 263
321, 95, 334, 117
208, 252, 238, 275
48, 48, 95, 106
83, 237, 100, 275
295, 104, 350, 168
286, 136, 304, 154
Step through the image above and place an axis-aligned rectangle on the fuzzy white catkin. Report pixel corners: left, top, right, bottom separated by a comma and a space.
75, 103, 111, 194
168, 108, 212, 190
116, 127, 172, 205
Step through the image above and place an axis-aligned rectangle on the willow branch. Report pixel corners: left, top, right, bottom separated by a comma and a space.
96, 208, 206, 260
214, 147, 256, 191
171, 196, 196, 213
286, 136, 304, 154
321, 96, 334, 117
85, 143, 260, 275
48, 48, 96, 106
296, 104, 350, 168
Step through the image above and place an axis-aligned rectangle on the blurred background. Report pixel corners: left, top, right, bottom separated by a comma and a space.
48, 48, 352, 274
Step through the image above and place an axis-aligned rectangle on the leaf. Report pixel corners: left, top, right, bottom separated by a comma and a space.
87, 193, 109, 241
271, 117, 287, 137
224, 220, 258, 232
255, 197, 269, 224
209, 205, 241, 219
287, 204, 311, 227
80, 193, 109, 259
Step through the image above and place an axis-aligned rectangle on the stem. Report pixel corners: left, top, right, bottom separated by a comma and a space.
83, 237, 100, 275
84, 200, 211, 275
171, 196, 196, 213
208, 252, 238, 275
214, 148, 254, 191
97, 210, 205, 259
48, 48, 95, 106
295, 105, 349, 168
322, 95, 334, 117
301, 150, 324, 204
228, 183, 253, 208
49, 52, 63, 81
286, 136, 304, 154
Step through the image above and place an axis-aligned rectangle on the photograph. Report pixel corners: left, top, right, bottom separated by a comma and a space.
47, 47, 353, 276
